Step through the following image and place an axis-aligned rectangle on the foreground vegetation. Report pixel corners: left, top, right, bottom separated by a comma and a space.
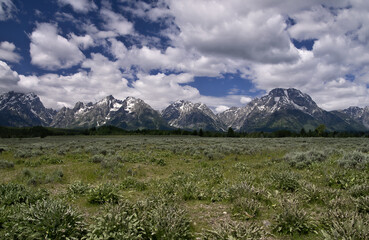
0, 136, 368, 239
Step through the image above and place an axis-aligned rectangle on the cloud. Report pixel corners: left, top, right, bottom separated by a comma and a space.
0, 0, 16, 21
215, 105, 230, 114
30, 23, 85, 70
100, 8, 134, 36
240, 96, 252, 104
128, 72, 200, 110
0, 60, 19, 91
17, 53, 130, 108
58, 0, 97, 13
166, 0, 300, 64
69, 33, 95, 50
0, 41, 21, 62
123, 1, 171, 22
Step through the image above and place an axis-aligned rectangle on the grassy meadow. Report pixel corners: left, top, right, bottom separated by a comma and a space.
0, 136, 368, 239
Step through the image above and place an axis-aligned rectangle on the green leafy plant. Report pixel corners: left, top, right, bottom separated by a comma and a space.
3, 199, 87, 239
271, 171, 300, 192
86, 198, 192, 240
285, 150, 327, 169
354, 196, 369, 213
67, 181, 91, 196
337, 151, 369, 169
321, 210, 369, 239
120, 177, 147, 191
201, 220, 266, 240
231, 197, 261, 219
88, 183, 120, 204
0, 159, 14, 169
0, 183, 48, 206
273, 199, 316, 235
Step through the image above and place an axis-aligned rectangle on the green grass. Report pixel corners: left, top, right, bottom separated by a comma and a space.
0, 136, 368, 239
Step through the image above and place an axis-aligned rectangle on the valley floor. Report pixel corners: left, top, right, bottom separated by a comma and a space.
0, 136, 368, 239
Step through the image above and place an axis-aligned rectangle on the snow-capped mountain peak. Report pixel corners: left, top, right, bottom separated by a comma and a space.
0, 91, 56, 126
162, 100, 225, 131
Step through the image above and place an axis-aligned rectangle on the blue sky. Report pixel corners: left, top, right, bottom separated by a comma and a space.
0, 0, 369, 112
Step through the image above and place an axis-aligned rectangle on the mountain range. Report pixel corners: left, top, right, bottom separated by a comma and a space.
1, 89, 368, 132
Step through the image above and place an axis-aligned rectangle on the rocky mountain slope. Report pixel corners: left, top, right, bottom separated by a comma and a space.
0, 91, 55, 127
337, 106, 369, 129
162, 100, 225, 131
51, 95, 168, 130
219, 88, 367, 132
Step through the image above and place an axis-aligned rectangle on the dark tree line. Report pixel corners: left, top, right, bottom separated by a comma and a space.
0, 125, 368, 138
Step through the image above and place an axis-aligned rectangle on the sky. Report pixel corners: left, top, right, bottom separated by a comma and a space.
0, 0, 369, 112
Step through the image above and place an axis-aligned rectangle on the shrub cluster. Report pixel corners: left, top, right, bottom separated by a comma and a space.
337, 151, 369, 169
3, 199, 87, 239
271, 171, 300, 192
86, 198, 192, 239
0, 159, 14, 169
321, 209, 369, 239
22, 168, 64, 186
0, 183, 48, 206
88, 183, 120, 204
273, 199, 316, 235
201, 220, 266, 239
284, 150, 327, 169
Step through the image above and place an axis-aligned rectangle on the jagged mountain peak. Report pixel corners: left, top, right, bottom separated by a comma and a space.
340, 106, 369, 129
0, 91, 55, 127
1, 91, 40, 104
248, 88, 321, 117
96, 95, 118, 106
219, 88, 365, 132
50, 94, 166, 130
73, 102, 85, 110
162, 100, 225, 131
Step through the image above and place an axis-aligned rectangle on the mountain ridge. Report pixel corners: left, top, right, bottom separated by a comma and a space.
0, 89, 368, 132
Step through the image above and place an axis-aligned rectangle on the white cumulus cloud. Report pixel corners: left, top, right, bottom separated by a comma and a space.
30, 23, 85, 70
0, 41, 21, 62
58, 0, 97, 13
0, 0, 16, 21
100, 8, 134, 36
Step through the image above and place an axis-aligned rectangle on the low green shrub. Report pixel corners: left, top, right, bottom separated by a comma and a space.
271, 171, 300, 192
0, 206, 10, 230
299, 182, 324, 204
354, 196, 369, 213
285, 150, 327, 169
321, 210, 369, 239
231, 197, 260, 219
0, 183, 48, 206
233, 162, 250, 173
0, 159, 14, 169
227, 181, 267, 203
23, 168, 64, 186
201, 220, 266, 239
89, 154, 104, 163
273, 199, 316, 235
349, 184, 369, 198
3, 199, 87, 239
120, 177, 147, 191
88, 183, 120, 204
337, 151, 369, 169
100, 157, 123, 170
86, 198, 192, 239
326, 170, 364, 189
39, 155, 64, 164
67, 181, 91, 196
